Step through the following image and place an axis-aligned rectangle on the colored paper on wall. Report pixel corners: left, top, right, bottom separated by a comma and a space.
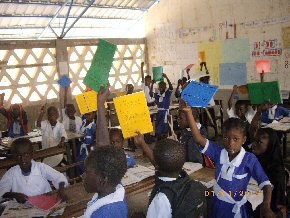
248, 81, 282, 104
238, 85, 248, 94
282, 26, 290, 49
198, 51, 206, 62
58, 75, 72, 88
114, 91, 153, 139
76, 91, 98, 114
152, 66, 164, 82
256, 59, 271, 73
28, 195, 61, 211
222, 38, 250, 63
197, 41, 222, 85
84, 40, 116, 92
181, 81, 218, 107
220, 63, 247, 85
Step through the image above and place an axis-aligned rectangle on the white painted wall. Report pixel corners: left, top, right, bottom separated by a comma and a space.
144, 0, 290, 91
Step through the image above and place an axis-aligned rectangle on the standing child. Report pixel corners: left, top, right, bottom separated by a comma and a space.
252, 128, 287, 216
0, 138, 68, 203
150, 74, 173, 140
83, 146, 128, 218
37, 106, 67, 167
134, 134, 207, 218
184, 107, 275, 218
140, 62, 155, 107
62, 88, 82, 132
0, 93, 28, 138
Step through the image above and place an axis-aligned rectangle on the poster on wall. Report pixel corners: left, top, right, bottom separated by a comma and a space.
222, 38, 250, 63
252, 39, 282, 57
220, 63, 247, 85
255, 59, 271, 74
282, 26, 290, 49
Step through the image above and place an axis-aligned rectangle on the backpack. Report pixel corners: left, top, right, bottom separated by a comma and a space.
149, 171, 207, 218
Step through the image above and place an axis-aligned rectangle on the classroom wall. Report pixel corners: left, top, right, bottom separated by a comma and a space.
144, 0, 290, 92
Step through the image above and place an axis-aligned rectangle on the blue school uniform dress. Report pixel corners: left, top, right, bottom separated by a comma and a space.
201, 140, 271, 218
126, 153, 136, 168
84, 184, 128, 218
261, 106, 290, 124
154, 89, 173, 134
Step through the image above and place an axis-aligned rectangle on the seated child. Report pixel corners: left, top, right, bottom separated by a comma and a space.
184, 107, 275, 218
83, 146, 128, 218
0, 93, 28, 138
261, 103, 290, 125
150, 74, 173, 140
109, 128, 136, 168
252, 128, 287, 216
0, 138, 68, 203
134, 135, 207, 218
62, 87, 82, 132
227, 86, 256, 124
37, 106, 67, 167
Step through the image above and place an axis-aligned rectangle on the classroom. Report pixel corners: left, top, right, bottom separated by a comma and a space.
0, 0, 290, 217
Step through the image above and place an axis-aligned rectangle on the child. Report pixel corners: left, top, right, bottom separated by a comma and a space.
109, 128, 136, 168
0, 93, 28, 138
184, 107, 275, 218
0, 138, 68, 203
252, 128, 287, 216
141, 62, 155, 107
150, 73, 173, 140
83, 146, 128, 218
227, 85, 256, 124
37, 106, 67, 167
134, 135, 207, 218
178, 107, 207, 165
126, 84, 134, 95
261, 103, 289, 125
62, 88, 82, 132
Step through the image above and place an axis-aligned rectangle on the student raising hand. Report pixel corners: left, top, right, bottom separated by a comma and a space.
98, 84, 110, 104
134, 131, 155, 166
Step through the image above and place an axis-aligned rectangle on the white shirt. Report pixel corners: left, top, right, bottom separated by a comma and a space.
0, 160, 68, 200
61, 108, 82, 133
227, 107, 256, 123
142, 83, 155, 104
146, 177, 176, 218
40, 120, 68, 167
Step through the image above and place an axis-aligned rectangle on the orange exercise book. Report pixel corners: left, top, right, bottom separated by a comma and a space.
28, 194, 62, 211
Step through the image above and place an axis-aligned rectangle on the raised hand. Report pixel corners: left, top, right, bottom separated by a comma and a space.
98, 84, 110, 104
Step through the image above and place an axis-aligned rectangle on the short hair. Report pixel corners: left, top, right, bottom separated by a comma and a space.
11, 138, 33, 155
158, 81, 166, 87
145, 75, 151, 80
182, 77, 187, 83
109, 128, 124, 141
85, 146, 127, 186
154, 139, 185, 173
66, 104, 76, 110
223, 118, 247, 136
47, 106, 58, 115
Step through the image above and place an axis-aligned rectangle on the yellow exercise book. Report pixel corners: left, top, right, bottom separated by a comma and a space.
76, 91, 98, 114
114, 91, 153, 139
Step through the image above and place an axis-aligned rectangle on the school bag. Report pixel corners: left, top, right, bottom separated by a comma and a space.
149, 170, 207, 218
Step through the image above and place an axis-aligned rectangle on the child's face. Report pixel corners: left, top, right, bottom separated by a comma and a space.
48, 110, 59, 124
235, 104, 248, 118
178, 111, 188, 129
14, 146, 33, 173
83, 165, 104, 193
85, 112, 95, 123
145, 77, 151, 86
110, 133, 124, 149
158, 83, 166, 94
252, 132, 269, 155
66, 105, 76, 118
12, 104, 20, 118
223, 129, 246, 156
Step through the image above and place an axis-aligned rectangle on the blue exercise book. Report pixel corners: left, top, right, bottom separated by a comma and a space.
58, 75, 72, 88
181, 81, 218, 107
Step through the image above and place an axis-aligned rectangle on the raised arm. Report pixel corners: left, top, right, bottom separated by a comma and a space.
64, 87, 68, 107
134, 132, 155, 166
141, 62, 145, 83
163, 74, 173, 90
228, 85, 238, 109
96, 85, 110, 146
0, 93, 8, 118
183, 107, 207, 146
175, 79, 182, 98
36, 104, 46, 128
186, 68, 190, 80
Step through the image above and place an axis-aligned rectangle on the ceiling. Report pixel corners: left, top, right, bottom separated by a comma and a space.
0, 0, 159, 40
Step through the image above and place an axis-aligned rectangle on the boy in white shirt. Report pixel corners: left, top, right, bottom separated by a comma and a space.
37, 106, 68, 167
141, 62, 155, 107
0, 138, 68, 203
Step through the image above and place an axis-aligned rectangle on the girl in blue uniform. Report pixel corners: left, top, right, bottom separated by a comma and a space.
183, 106, 275, 218
150, 73, 173, 140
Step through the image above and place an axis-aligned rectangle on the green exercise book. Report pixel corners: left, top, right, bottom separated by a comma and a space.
152, 66, 164, 82
248, 81, 282, 104
84, 39, 117, 92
